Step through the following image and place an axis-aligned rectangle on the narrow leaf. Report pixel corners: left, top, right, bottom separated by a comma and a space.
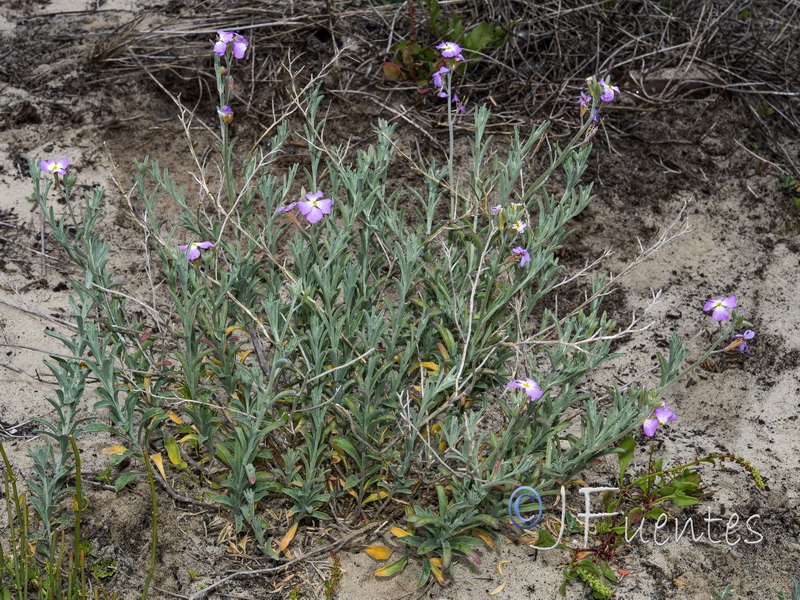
150, 453, 167, 482
278, 522, 298, 554
374, 556, 407, 577
365, 545, 393, 560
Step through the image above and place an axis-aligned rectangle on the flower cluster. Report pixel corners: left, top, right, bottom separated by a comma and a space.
40, 158, 69, 177
213, 31, 248, 59
579, 76, 620, 122
279, 190, 332, 224
643, 403, 677, 437
431, 42, 466, 114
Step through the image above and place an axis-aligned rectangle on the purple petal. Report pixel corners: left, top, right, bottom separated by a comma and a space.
305, 207, 324, 224
305, 190, 324, 202
232, 35, 248, 59
643, 418, 659, 437
297, 201, 313, 216
712, 306, 731, 321
213, 40, 228, 56
316, 198, 332, 214
196, 241, 215, 250
654, 405, 676, 424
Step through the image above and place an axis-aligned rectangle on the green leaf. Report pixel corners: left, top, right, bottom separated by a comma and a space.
374, 556, 408, 577
534, 528, 556, 548
616, 436, 635, 484
599, 561, 618, 584
114, 471, 145, 492
463, 22, 505, 52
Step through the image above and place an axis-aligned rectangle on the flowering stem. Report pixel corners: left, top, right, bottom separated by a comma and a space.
215, 55, 236, 205
446, 70, 456, 219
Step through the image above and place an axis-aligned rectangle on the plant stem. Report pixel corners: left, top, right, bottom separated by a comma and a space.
447, 71, 456, 218
141, 450, 158, 600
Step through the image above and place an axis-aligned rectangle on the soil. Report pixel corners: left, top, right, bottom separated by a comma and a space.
1, 1, 799, 599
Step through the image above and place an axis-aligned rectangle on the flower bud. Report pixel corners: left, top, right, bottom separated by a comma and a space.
218, 105, 233, 124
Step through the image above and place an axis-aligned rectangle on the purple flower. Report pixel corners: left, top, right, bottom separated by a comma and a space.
218, 105, 233, 124
733, 329, 755, 354
511, 220, 527, 233
40, 158, 69, 176
599, 78, 620, 102
179, 241, 215, 261
231, 34, 249, 59
511, 246, 530, 267
578, 91, 591, 116
277, 202, 297, 213
703, 295, 737, 321
297, 190, 332, 224
644, 403, 677, 437
654, 403, 677, 423
213, 30, 248, 58
507, 377, 544, 401
214, 31, 234, 56
436, 41, 464, 61
491, 204, 503, 214
432, 66, 450, 88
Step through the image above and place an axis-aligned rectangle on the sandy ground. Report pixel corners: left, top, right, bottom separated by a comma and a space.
1, 0, 799, 598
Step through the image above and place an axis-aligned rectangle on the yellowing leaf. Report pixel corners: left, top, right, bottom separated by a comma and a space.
237, 350, 253, 362
488, 581, 506, 596
374, 556, 407, 577
143, 371, 152, 404
225, 325, 247, 336
436, 342, 450, 361
150, 453, 167, 482
166, 411, 182, 424
390, 526, 411, 538
430, 563, 444, 585
102, 445, 128, 456
497, 560, 510, 576
164, 435, 186, 467
177, 434, 197, 444
429, 558, 443, 568
363, 490, 389, 504
420, 361, 439, 372
278, 522, 298, 554
365, 545, 393, 560
472, 528, 494, 549
430, 423, 443, 434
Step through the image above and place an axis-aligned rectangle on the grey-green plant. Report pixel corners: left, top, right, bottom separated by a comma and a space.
773, 577, 800, 600
25, 36, 749, 594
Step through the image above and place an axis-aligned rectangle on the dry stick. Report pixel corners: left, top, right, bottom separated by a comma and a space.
185, 523, 377, 600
